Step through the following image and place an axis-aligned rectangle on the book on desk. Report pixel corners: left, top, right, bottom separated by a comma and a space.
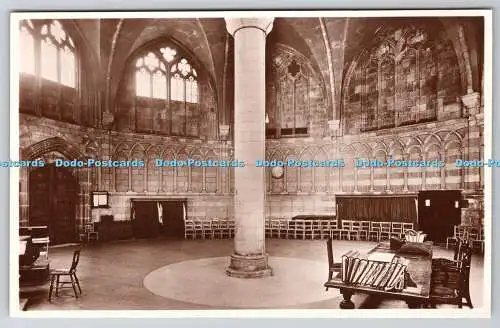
340, 250, 408, 292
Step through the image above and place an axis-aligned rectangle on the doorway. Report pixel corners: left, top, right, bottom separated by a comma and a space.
29, 164, 78, 244
418, 190, 462, 244
131, 199, 186, 239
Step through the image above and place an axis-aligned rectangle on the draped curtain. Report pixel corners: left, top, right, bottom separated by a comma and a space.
337, 196, 417, 223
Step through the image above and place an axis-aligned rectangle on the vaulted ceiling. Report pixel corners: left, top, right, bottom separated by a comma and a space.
68, 16, 484, 125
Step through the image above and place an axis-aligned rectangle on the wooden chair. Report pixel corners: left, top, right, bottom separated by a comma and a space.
202, 220, 212, 239
294, 220, 306, 240
312, 220, 322, 239
325, 238, 341, 291
330, 220, 341, 240
319, 220, 331, 239
359, 221, 371, 241
390, 222, 404, 239
433, 238, 468, 269
228, 220, 235, 238
429, 240, 473, 308
265, 218, 271, 238
339, 220, 351, 240
48, 249, 82, 301
193, 219, 204, 239
369, 221, 381, 241
379, 222, 392, 240
304, 220, 315, 239
219, 220, 231, 239
270, 219, 280, 239
184, 220, 195, 239
278, 219, 289, 239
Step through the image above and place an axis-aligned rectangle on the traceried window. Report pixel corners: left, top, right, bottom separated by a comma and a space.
132, 45, 201, 137
19, 19, 76, 88
134, 48, 198, 104
343, 26, 460, 135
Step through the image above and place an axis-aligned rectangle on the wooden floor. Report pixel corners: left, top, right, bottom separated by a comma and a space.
22, 238, 484, 311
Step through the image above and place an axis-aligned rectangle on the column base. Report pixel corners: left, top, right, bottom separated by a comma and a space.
226, 253, 273, 279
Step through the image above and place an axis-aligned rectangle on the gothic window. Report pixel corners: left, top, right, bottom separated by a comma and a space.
133, 45, 200, 136
18, 19, 78, 121
134, 51, 198, 104
273, 58, 310, 137
343, 27, 458, 134
19, 19, 76, 86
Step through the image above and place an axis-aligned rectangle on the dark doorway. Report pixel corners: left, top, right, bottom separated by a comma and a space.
131, 199, 186, 239
418, 190, 462, 244
29, 164, 78, 244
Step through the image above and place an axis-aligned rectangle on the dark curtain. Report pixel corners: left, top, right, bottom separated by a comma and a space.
162, 201, 185, 238
337, 196, 417, 223
132, 201, 160, 238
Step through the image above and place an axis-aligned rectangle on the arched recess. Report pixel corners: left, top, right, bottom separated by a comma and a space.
20, 137, 91, 236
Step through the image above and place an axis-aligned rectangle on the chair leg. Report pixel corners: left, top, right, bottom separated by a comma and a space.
70, 275, 79, 298
55, 275, 60, 296
73, 273, 82, 294
48, 275, 55, 301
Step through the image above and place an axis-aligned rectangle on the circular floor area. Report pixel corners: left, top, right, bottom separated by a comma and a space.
143, 256, 339, 308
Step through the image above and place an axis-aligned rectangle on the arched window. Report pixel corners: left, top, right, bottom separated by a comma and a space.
132, 45, 201, 136
343, 26, 460, 134
19, 19, 78, 121
19, 19, 76, 87
134, 48, 199, 104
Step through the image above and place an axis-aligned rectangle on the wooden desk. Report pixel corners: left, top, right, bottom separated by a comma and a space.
324, 242, 432, 309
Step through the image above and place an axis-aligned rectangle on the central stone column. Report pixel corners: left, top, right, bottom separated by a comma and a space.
225, 18, 274, 278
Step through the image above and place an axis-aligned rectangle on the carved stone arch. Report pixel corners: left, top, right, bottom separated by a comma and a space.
20, 137, 90, 237
352, 142, 372, 157
443, 130, 464, 144
129, 142, 147, 158
112, 142, 130, 157
22, 136, 86, 162
405, 136, 424, 150
387, 138, 405, 154
372, 141, 389, 157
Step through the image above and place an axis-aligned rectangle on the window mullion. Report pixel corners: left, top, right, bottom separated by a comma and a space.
184, 78, 187, 136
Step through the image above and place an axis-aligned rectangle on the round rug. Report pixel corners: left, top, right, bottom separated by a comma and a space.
143, 256, 339, 308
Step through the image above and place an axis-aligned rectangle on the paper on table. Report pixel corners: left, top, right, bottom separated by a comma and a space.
367, 252, 395, 263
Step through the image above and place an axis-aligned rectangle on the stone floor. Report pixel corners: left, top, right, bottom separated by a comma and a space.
22, 238, 484, 311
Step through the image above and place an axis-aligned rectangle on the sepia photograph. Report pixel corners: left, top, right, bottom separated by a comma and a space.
9, 10, 492, 317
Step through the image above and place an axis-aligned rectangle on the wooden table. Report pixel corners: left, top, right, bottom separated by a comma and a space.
324, 242, 432, 309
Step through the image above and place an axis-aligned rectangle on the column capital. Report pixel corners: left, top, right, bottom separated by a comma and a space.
224, 18, 274, 36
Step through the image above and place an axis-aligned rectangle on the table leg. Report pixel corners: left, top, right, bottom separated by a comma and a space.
405, 300, 422, 309
340, 290, 355, 309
